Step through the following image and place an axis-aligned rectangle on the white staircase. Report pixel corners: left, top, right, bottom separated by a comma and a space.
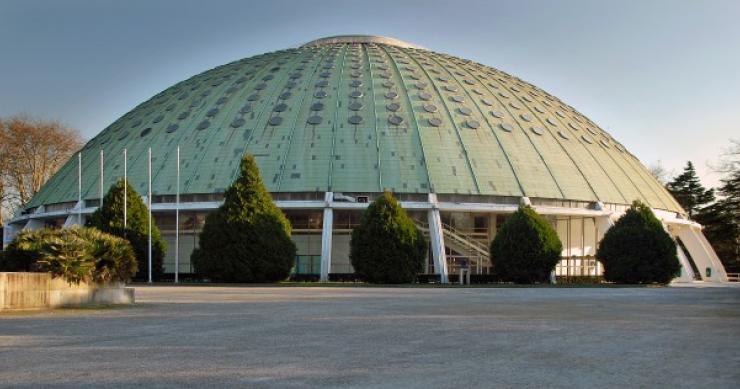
417, 220, 491, 273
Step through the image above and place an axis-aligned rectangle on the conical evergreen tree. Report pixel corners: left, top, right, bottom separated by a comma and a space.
87, 178, 166, 281
597, 201, 680, 284
191, 154, 295, 282
666, 161, 715, 218
490, 205, 562, 284
350, 192, 427, 284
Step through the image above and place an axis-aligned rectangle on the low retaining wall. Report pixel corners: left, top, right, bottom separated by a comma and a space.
0, 272, 134, 311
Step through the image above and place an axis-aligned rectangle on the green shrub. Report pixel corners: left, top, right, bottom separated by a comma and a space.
192, 154, 296, 282
88, 178, 165, 281
1, 235, 37, 272
490, 206, 563, 284
350, 192, 427, 284
597, 201, 680, 284
83, 228, 139, 284
1, 227, 137, 284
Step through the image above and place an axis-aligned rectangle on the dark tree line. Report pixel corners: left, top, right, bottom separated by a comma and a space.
666, 143, 740, 272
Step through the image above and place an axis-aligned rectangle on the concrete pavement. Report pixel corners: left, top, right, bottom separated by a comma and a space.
1, 285, 739, 388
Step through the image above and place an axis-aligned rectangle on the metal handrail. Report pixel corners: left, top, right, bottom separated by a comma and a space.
555, 256, 602, 277
440, 222, 489, 255
415, 219, 490, 258
446, 254, 488, 275
727, 273, 740, 282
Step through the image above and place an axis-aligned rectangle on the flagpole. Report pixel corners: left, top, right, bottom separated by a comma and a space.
175, 145, 180, 284
123, 148, 127, 230
78, 152, 82, 225
99, 149, 104, 208
148, 147, 152, 284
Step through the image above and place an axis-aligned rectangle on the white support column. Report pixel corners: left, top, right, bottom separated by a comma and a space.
594, 213, 615, 276
23, 206, 47, 231
2, 223, 18, 250
428, 193, 449, 284
63, 201, 86, 228
673, 224, 728, 282
660, 220, 696, 283
23, 218, 44, 231
595, 213, 615, 238
320, 192, 333, 282
674, 243, 696, 282
695, 228, 729, 281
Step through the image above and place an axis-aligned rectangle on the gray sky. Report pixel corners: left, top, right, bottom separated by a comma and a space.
1, 0, 738, 188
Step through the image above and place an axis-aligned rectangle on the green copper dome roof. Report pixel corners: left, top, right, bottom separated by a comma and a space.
28, 35, 683, 213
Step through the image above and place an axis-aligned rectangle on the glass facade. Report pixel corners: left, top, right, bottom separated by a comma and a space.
552, 216, 602, 277
294, 255, 321, 274
155, 212, 206, 274
146, 208, 604, 279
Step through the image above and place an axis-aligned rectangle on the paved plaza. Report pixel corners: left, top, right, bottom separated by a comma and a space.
1, 285, 739, 388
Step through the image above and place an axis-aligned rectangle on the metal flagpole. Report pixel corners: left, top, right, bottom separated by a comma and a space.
175, 146, 180, 284
100, 149, 104, 208
78, 152, 82, 225
147, 147, 152, 284
123, 148, 127, 230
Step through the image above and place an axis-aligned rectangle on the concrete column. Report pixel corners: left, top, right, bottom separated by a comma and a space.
427, 193, 449, 284
595, 214, 614, 240
2, 223, 19, 249
63, 201, 86, 228
660, 220, 696, 282
23, 206, 47, 231
594, 214, 615, 277
674, 224, 728, 282
23, 218, 44, 231
694, 228, 729, 281
320, 192, 333, 282
673, 243, 696, 282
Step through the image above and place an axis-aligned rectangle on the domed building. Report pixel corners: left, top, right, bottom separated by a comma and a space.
6, 35, 728, 283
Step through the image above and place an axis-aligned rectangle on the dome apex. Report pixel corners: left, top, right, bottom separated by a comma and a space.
300, 35, 422, 49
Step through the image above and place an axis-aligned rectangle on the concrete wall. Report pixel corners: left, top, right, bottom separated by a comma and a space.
0, 272, 134, 311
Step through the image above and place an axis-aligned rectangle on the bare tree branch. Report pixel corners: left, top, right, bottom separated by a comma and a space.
710, 138, 740, 175
647, 160, 673, 184
0, 114, 84, 221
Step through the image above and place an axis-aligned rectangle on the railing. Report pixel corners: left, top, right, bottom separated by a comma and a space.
555, 256, 602, 277
727, 273, 740, 282
447, 254, 489, 275
440, 222, 489, 257
415, 219, 491, 273
415, 220, 489, 258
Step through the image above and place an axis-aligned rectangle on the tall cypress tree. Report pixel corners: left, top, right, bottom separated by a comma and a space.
490, 206, 563, 284
191, 154, 295, 282
597, 201, 680, 284
350, 192, 427, 284
666, 161, 715, 218
87, 178, 166, 281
